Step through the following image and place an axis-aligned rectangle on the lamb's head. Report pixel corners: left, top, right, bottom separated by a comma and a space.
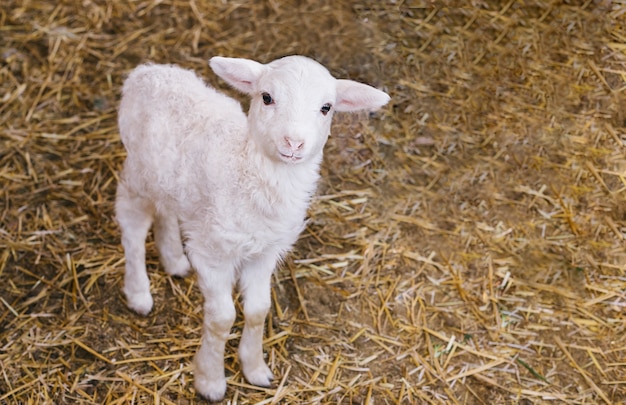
209, 55, 390, 165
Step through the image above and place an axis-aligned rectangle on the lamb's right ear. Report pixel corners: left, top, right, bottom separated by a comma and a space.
209, 56, 266, 95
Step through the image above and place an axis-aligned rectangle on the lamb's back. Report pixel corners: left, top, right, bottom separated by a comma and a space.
118, 64, 246, 202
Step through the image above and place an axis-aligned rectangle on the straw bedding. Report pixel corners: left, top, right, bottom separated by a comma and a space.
1, 1, 625, 403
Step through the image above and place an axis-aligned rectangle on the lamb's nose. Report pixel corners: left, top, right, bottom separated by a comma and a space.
285, 137, 304, 151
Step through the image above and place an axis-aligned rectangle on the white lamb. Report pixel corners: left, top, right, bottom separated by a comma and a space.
115, 55, 390, 401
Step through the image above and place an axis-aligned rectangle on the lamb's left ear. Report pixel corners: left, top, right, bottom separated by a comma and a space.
209, 56, 266, 95
335, 79, 390, 112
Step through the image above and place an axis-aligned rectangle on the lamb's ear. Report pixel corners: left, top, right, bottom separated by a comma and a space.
335, 79, 390, 112
209, 56, 266, 94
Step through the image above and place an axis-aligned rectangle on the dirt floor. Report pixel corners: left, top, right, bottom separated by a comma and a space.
1, 1, 625, 404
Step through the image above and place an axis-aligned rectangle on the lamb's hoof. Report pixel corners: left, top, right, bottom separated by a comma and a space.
124, 289, 153, 315
194, 373, 227, 403
243, 362, 274, 388
165, 256, 191, 278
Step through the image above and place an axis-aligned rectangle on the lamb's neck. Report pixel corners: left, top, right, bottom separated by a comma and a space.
242, 139, 322, 215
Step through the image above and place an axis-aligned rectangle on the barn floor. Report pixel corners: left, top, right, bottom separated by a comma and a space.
1, 1, 625, 404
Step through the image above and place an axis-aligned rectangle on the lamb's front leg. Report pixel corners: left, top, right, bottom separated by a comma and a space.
238, 253, 278, 387
192, 256, 237, 402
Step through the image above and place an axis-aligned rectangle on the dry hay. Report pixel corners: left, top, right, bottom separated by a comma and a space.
1, 0, 625, 404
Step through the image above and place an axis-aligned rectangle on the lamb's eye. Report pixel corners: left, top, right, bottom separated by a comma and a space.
262, 92, 274, 105
321, 103, 332, 116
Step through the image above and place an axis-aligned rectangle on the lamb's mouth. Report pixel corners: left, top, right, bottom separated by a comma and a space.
279, 152, 303, 162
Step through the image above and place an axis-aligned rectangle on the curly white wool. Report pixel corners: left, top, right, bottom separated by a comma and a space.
115, 55, 390, 401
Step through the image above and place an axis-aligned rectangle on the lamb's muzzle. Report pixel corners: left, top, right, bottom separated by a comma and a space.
115, 54, 389, 401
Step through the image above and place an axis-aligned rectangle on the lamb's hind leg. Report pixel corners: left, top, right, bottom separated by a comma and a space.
154, 213, 191, 277
116, 182, 155, 315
